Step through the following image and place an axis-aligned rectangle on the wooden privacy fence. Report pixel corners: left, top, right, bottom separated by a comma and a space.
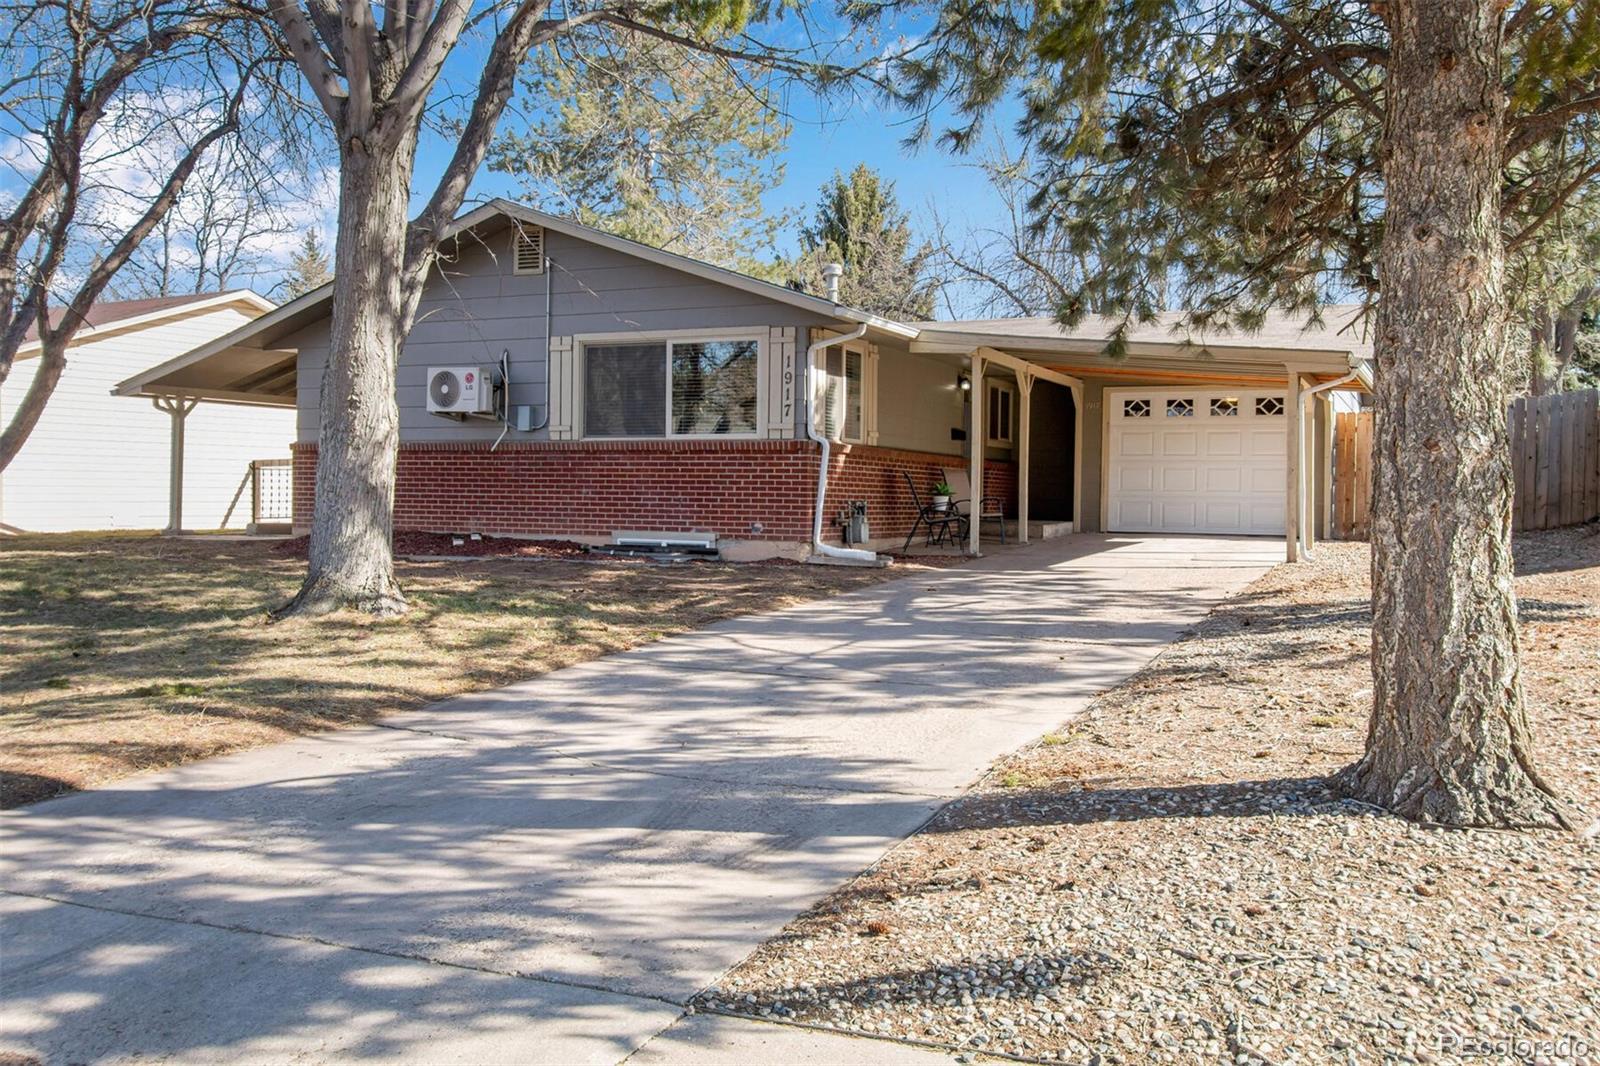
1334, 388, 1600, 539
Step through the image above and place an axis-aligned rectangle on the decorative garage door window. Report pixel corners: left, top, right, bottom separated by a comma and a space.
1166, 397, 1195, 417
1210, 397, 1239, 417
1256, 396, 1285, 416
584, 338, 758, 438
1123, 398, 1151, 417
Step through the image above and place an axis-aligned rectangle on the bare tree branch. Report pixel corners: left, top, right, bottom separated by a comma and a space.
267, 0, 348, 117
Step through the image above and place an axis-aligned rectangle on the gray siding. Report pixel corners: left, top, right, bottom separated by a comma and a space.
874, 343, 964, 457
297, 224, 827, 443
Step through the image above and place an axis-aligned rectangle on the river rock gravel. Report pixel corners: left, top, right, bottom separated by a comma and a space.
700, 528, 1600, 1065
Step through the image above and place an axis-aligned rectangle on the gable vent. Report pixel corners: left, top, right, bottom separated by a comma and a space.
513, 226, 545, 274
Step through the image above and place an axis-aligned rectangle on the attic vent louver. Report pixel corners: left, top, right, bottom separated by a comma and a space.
513, 226, 544, 274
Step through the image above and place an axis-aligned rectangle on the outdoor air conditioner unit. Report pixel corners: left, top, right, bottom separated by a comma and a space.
426, 365, 497, 416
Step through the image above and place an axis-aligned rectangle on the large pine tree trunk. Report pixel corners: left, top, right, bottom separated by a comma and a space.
1342, 0, 1569, 828
274, 138, 417, 618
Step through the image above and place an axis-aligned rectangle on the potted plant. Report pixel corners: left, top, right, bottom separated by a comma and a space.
930, 479, 953, 512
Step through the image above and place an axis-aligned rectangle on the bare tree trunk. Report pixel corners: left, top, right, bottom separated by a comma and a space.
273, 139, 416, 618
0, 342, 66, 469
1342, 0, 1571, 828
1528, 306, 1556, 396
1550, 285, 1594, 390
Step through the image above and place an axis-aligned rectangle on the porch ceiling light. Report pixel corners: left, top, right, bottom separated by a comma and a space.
958, 373, 971, 392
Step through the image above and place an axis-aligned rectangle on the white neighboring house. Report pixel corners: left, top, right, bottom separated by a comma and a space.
1, 291, 293, 533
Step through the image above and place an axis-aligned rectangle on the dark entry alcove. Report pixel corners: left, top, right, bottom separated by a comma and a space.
1027, 381, 1076, 522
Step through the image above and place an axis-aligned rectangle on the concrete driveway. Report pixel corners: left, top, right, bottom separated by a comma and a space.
0, 535, 1277, 1064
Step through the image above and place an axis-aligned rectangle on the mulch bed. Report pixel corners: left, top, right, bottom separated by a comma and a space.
704, 526, 1600, 1065
275, 530, 588, 559
275, 531, 972, 567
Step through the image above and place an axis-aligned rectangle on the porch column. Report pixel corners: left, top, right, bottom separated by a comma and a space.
1316, 394, 1335, 541
968, 351, 985, 555
153, 396, 198, 535
1017, 369, 1034, 544
1302, 389, 1319, 554
1285, 371, 1303, 562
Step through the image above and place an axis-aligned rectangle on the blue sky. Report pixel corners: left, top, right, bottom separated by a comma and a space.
410, 12, 1021, 266
1, 9, 1022, 305
425, 95, 1011, 259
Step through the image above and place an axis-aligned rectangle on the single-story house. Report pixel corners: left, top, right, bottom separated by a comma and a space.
2, 291, 294, 533
113, 200, 1370, 561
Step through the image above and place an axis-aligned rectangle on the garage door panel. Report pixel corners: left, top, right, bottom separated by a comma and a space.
1108, 388, 1286, 536
1247, 429, 1283, 456
1204, 430, 1243, 456
1120, 431, 1155, 457
1158, 500, 1198, 528
1161, 432, 1199, 457
1248, 466, 1283, 493
1117, 464, 1156, 492
1205, 467, 1242, 493
1161, 466, 1199, 492
1114, 500, 1155, 528
1204, 501, 1243, 529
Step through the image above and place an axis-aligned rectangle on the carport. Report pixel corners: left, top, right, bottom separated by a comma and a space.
911, 312, 1374, 561
112, 294, 313, 532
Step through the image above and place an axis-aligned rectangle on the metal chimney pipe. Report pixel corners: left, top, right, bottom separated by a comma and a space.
821, 262, 843, 303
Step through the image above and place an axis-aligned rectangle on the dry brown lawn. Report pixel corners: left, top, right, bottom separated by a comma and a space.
0, 533, 914, 808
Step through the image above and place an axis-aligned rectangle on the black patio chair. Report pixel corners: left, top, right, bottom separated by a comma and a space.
901, 471, 969, 552
942, 468, 1007, 545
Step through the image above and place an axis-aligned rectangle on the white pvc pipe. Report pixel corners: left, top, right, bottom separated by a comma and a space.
804, 323, 876, 563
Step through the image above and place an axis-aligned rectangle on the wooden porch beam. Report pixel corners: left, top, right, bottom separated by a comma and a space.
1286, 371, 1304, 562
152, 396, 198, 535
974, 346, 1081, 392
1018, 369, 1035, 544
969, 351, 986, 556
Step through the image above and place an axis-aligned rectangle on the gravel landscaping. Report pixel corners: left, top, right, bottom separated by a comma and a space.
702, 527, 1600, 1065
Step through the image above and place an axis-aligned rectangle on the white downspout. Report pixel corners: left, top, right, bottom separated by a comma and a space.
805, 323, 876, 563
1293, 358, 1365, 560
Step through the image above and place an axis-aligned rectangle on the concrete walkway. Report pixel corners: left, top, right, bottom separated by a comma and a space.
0, 535, 1278, 1064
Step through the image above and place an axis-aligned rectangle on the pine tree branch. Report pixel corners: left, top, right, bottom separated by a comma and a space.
1239, 0, 1384, 121
1506, 87, 1600, 159
1507, 157, 1600, 250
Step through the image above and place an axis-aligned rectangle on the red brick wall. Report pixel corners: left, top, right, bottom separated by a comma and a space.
821, 444, 1018, 544
291, 440, 1016, 546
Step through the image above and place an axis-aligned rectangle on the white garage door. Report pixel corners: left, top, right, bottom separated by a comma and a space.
1107, 388, 1288, 535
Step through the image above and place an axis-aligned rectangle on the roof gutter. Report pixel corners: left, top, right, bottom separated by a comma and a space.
804, 323, 878, 564
1347, 354, 1376, 391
